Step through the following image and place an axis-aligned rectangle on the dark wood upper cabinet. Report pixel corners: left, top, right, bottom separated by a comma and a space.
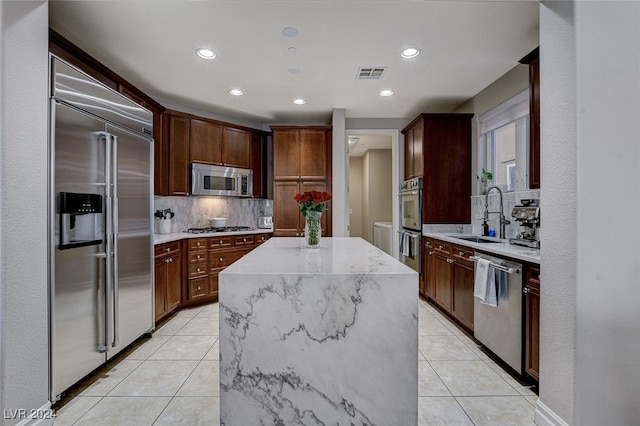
190, 119, 223, 165
167, 113, 190, 196
520, 47, 540, 190
222, 127, 251, 169
403, 113, 473, 224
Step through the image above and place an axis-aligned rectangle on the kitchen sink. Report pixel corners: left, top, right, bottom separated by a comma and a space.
453, 236, 503, 244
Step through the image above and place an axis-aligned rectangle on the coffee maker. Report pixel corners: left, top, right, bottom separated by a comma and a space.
508, 198, 540, 248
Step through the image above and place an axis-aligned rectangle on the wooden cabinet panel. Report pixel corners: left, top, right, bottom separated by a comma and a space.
525, 264, 540, 381
251, 131, 267, 198
423, 238, 474, 332
299, 130, 328, 180
520, 48, 540, 190
255, 233, 271, 246
209, 236, 233, 249
273, 131, 300, 179
234, 235, 255, 247
190, 119, 223, 165
208, 273, 220, 298
188, 277, 208, 300
188, 263, 208, 278
154, 242, 182, 323
167, 114, 190, 195
402, 114, 472, 224
223, 127, 251, 168
432, 252, 452, 311
451, 257, 474, 331
274, 181, 303, 237
189, 238, 208, 251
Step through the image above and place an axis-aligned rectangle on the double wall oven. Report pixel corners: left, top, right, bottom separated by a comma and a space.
399, 177, 422, 272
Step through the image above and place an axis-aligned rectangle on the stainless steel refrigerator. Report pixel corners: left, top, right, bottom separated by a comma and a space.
48, 57, 154, 402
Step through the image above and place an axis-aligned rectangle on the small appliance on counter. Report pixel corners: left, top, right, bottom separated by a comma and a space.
258, 216, 272, 229
509, 199, 540, 248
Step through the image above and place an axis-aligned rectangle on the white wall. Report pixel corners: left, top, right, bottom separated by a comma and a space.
573, 2, 640, 424
538, 2, 640, 425
361, 150, 393, 243
0, 1, 52, 424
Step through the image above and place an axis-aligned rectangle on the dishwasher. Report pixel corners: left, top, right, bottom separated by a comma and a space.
472, 252, 524, 375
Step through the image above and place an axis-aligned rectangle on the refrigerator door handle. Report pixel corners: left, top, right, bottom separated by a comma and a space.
103, 131, 113, 353
110, 133, 119, 348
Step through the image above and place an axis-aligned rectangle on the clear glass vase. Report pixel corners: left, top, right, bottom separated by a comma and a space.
304, 211, 322, 248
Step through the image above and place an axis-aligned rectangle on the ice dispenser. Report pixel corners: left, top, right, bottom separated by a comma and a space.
58, 192, 103, 249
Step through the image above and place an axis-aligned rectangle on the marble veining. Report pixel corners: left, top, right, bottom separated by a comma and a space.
219, 238, 418, 425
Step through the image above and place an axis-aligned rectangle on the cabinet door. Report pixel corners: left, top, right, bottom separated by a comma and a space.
190, 119, 222, 165
451, 259, 474, 332
154, 112, 168, 195
404, 127, 414, 180
299, 130, 328, 180
529, 56, 541, 189
168, 114, 190, 195
154, 257, 167, 322
412, 120, 424, 177
424, 240, 435, 298
273, 131, 300, 179
431, 252, 452, 311
223, 127, 251, 168
525, 266, 540, 381
273, 181, 302, 236
166, 252, 182, 313
251, 132, 266, 198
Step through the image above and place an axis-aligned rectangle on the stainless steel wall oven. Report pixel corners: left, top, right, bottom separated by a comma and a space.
399, 177, 422, 272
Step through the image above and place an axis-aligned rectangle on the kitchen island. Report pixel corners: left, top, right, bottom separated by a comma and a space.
219, 237, 418, 425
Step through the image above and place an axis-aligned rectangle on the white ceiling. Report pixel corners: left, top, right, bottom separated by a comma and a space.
49, 1, 539, 126
347, 134, 392, 158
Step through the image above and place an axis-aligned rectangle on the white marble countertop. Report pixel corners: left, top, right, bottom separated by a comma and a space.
223, 237, 418, 275
153, 228, 273, 245
423, 232, 541, 264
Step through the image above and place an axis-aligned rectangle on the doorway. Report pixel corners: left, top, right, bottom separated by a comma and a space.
346, 129, 400, 258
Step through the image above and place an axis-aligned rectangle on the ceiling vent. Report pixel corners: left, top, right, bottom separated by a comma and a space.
356, 67, 387, 80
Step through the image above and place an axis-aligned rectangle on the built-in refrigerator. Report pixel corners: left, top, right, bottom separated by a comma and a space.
48, 56, 154, 402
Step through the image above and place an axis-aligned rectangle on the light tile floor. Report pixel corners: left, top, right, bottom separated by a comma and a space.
54, 299, 537, 425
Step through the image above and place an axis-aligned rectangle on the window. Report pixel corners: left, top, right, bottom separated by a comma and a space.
478, 90, 529, 192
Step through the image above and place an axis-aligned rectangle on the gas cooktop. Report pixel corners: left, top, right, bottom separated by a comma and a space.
187, 226, 254, 234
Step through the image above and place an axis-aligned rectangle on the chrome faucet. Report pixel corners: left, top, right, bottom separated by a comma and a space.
484, 186, 510, 239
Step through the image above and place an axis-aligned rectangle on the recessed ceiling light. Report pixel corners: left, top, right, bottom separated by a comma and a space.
282, 27, 298, 37
293, 98, 306, 105
196, 48, 216, 59
379, 89, 394, 97
229, 89, 244, 96
401, 47, 421, 59
288, 47, 297, 53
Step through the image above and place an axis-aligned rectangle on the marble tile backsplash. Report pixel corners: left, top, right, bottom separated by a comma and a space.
154, 196, 273, 233
471, 189, 542, 239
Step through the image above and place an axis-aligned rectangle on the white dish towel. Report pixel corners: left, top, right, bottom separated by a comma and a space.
474, 258, 498, 307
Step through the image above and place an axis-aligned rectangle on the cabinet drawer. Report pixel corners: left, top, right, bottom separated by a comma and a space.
452, 244, 474, 265
433, 240, 451, 255
155, 242, 180, 258
255, 233, 271, 245
188, 263, 208, 278
188, 251, 207, 264
209, 236, 233, 249
209, 250, 245, 270
234, 235, 255, 247
188, 278, 208, 299
189, 238, 208, 251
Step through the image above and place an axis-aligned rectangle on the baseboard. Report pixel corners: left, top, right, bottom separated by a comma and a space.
535, 400, 570, 426
11, 402, 54, 426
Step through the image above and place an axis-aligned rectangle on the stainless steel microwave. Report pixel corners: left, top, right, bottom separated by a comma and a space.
191, 163, 253, 197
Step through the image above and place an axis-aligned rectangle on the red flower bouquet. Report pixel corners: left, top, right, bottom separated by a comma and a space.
294, 190, 331, 217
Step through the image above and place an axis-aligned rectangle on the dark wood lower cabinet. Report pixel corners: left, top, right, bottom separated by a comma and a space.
423, 237, 474, 333
154, 242, 182, 323
525, 265, 541, 381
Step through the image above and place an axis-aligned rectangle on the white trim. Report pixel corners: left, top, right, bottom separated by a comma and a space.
13, 402, 54, 426
344, 128, 400, 259
478, 89, 530, 134
534, 400, 571, 426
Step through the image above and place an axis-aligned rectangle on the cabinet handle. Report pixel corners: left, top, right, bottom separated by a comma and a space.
168, 258, 172, 263
219, 257, 223, 262
165, 247, 170, 252
243, 238, 247, 242
197, 267, 200, 272
197, 285, 201, 291
196, 242, 201, 247
219, 240, 223, 244
428, 251, 433, 256
523, 288, 529, 294
459, 251, 465, 256
439, 245, 444, 249
197, 254, 201, 259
